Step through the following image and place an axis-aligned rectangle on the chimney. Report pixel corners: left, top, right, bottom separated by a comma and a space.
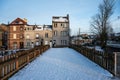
43, 24, 45, 30
67, 14, 69, 20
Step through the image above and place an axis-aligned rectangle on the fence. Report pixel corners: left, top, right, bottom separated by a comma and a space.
0, 45, 49, 80
69, 45, 115, 75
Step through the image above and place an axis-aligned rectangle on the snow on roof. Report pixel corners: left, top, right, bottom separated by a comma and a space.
52, 16, 68, 22
35, 25, 52, 31
107, 44, 120, 48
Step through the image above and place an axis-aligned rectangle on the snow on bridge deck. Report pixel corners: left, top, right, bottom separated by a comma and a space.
9, 48, 113, 80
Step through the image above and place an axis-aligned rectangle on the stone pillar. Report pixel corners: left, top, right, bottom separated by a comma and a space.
37, 50, 40, 55
11, 63, 13, 71
16, 56, 18, 70
4, 66, 6, 75
34, 51, 36, 58
10, 63, 12, 72
27, 55, 29, 63
114, 52, 120, 76
39, 49, 41, 53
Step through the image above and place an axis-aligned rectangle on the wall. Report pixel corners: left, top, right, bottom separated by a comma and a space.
9, 25, 25, 49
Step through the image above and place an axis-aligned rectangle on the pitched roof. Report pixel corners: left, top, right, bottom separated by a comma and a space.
10, 18, 27, 25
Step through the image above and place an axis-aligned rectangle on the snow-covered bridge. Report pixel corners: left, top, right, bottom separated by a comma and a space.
9, 48, 114, 80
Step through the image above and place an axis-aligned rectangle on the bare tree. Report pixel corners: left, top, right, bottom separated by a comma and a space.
90, 0, 115, 48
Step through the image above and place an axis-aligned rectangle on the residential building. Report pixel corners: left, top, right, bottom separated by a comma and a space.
7, 14, 70, 49
34, 25, 52, 46
8, 18, 27, 49
24, 25, 52, 49
52, 14, 70, 47
24, 25, 35, 49
0, 24, 8, 49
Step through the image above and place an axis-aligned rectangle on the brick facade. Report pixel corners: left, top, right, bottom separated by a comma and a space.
8, 18, 26, 49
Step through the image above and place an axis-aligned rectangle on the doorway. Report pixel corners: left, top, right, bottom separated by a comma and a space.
20, 42, 24, 49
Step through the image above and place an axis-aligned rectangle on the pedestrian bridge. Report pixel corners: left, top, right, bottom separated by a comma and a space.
9, 48, 113, 80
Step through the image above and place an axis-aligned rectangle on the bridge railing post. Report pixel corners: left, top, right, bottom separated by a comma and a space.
16, 55, 18, 70
27, 53, 29, 64
114, 52, 120, 77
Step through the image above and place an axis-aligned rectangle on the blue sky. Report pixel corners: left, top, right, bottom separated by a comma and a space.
0, 0, 120, 35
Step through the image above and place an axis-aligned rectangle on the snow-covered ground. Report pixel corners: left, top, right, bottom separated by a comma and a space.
9, 48, 113, 80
